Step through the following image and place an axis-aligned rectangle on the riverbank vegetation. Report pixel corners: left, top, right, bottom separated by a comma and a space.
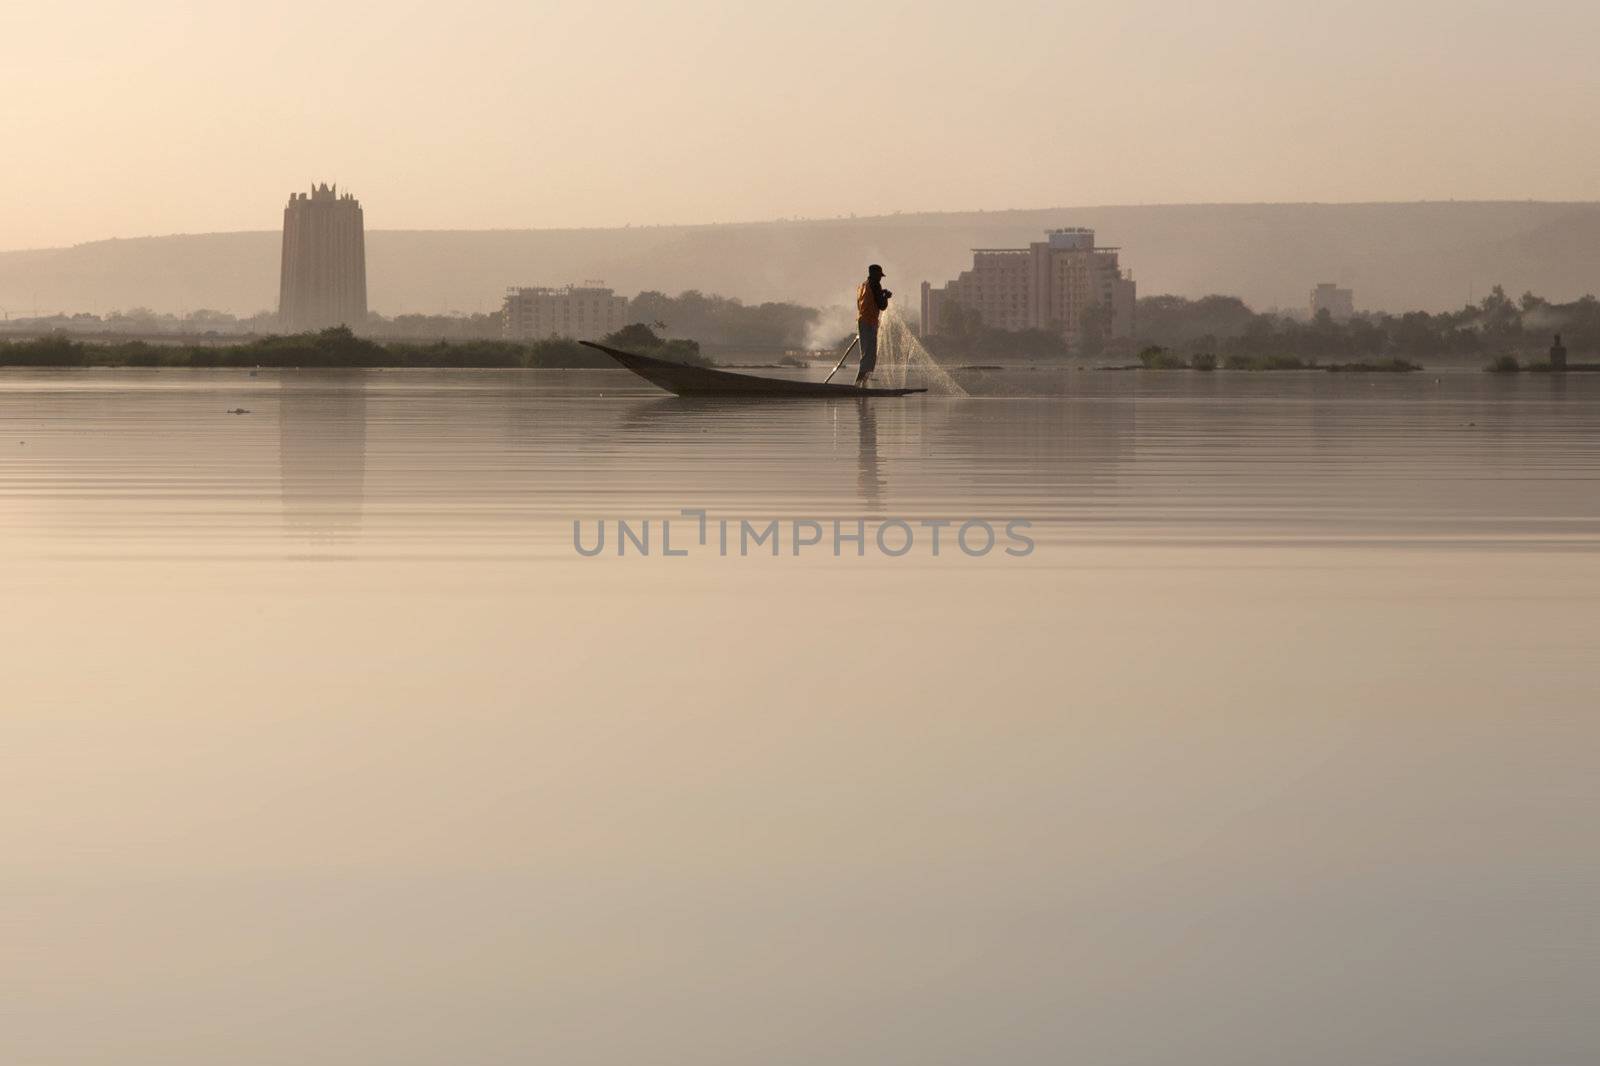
1324, 358, 1422, 373
11, 284, 1595, 369
920, 304, 1073, 361
3, 290, 817, 351
1484, 354, 1600, 373
625, 291, 818, 350
920, 285, 1599, 366
0, 324, 709, 369
1132, 287, 1597, 364
1132, 347, 1418, 373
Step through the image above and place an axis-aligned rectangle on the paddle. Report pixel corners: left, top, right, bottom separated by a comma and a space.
821, 334, 860, 386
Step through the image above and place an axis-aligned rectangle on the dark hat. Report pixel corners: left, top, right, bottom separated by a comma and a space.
868, 263, 885, 277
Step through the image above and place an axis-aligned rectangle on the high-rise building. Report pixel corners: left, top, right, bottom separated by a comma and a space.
278, 184, 367, 332
920, 228, 1135, 347
502, 284, 629, 341
1309, 283, 1355, 322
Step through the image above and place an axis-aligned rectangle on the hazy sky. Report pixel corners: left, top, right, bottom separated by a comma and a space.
4, 0, 1598, 250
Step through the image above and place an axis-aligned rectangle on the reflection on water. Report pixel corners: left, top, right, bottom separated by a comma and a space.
1, 367, 1584, 555
2, 368, 1598, 1066
3, 367, 1598, 556
856, 400, 884, 510
278, 371, 367, 539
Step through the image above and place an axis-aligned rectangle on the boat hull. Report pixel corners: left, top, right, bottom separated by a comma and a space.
580, 342, 928, 398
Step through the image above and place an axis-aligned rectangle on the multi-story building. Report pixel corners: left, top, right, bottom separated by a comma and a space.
502, 284, 629, 341
278, 184, 367, 332
1309, 283, 1355, 322
920, 228, 1135, 347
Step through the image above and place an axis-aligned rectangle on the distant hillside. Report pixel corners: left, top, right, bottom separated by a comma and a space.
3, 202, 1598, 319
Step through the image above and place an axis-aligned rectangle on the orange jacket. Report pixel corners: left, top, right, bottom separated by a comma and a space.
857, 281, 884, 326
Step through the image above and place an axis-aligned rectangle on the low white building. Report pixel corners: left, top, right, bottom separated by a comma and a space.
502, 284, 629, 341
1310, 283, 1355, 322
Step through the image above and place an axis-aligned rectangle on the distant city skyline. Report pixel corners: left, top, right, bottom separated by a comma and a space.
4, 0, 1599, 250
4, 201, 1598, 320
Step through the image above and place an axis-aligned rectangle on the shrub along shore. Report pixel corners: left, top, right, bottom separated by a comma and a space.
0, 324, 709, 370
1133, 347, 1421, 372
4, 326, 1563, 375
1484, 354, 1600, 373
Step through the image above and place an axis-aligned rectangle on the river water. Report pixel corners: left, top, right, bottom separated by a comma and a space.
3, 368, 1596, 1066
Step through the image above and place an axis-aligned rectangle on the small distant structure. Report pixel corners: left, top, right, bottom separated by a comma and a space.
502, 284, 628, 341
279, 183, 367, 332
920, 228, 1136, 348
1550, 333, 1568, 372
1310, 282, 1355, 322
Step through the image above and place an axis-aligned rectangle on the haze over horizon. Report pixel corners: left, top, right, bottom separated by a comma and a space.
5, 0, 1599, 251
11, 197, 1600, 254
8, 201, 1600, 318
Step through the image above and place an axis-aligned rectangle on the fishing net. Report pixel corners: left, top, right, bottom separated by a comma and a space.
867, 309, 968, 396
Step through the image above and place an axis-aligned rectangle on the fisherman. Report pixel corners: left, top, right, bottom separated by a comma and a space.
855, 264, 892, 386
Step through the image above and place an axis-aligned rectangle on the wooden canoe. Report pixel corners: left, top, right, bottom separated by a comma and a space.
580, 341, 928, 398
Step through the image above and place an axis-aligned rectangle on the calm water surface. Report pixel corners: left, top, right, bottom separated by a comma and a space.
3, 368, 1596, 1066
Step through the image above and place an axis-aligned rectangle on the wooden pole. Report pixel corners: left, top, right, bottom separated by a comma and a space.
822, 335, 860, 385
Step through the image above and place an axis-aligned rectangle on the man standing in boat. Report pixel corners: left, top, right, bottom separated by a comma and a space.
855, 264, 892, 387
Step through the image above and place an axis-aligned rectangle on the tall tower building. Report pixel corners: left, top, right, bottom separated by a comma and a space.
278, 183, 367, 332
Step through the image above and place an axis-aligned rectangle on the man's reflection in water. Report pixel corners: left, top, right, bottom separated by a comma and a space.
857, 400, 885, 511
278, 371, 368, 539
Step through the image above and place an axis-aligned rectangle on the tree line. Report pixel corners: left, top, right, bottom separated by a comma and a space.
11, 284, 1596, 364
922, 286, 1600, 362
3, 290, 819, 350
1133, 287, 1598, 362
0, 325, 708, 370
